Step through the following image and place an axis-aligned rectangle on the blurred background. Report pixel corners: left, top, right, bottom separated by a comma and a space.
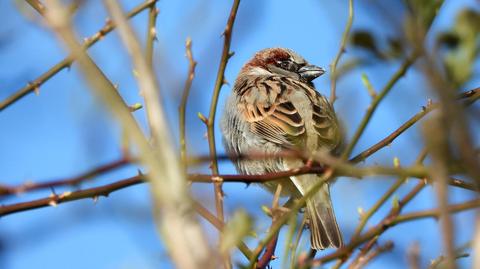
1, 0, 479, 268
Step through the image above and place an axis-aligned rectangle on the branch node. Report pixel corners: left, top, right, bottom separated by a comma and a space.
197, 112, 208, 124
212, 176, 224, 183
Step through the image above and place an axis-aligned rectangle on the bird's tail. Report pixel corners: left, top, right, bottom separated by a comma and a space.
305, 184, 343, 250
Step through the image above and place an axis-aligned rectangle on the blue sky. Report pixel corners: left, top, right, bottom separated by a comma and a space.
1, 0, 479, 268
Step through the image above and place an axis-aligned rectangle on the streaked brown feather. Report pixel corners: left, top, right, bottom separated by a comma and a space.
238, 76, 308, 147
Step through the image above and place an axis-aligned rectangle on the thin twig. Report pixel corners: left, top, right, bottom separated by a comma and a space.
315, 179, 428, 266
203, 3, 241, 268
193, 201, 253, 260
145, 4, 158, 69
350, 87, 480, 163
179, 38, 197, 167
350, 149, 427, 240
0, 157, 131, 197
256, 235, 279, 269
248, 170, 335, 268
0, 175, 145, 217
350, 104, 434, 164
206, 0, 241, 225
0, 0, 156, 112
407, 242, 421, 269
343, 54, 418, 158
281, 212, 300, 269
447, 177, 477, 192
291, 216, 307, 268
393, 200, 480, 223
312, 197, 480, 265
429, 253, 469, 268
348, 241, 394, 269
256, 184, 283, 269
330, 0, 354, 103
25, 0, 46, 15
424, 115, 457, 269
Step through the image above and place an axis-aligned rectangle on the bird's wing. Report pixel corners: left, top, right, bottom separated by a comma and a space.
310, 92, 342, 152
236, 76, 306, 147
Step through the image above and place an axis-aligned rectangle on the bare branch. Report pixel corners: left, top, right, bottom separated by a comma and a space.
0, 157, 131, 197
0, 0, 156, 111
424, 115, 457, 269
347, 241, 394, 269
343, 53, 418, 158
350, 87, 480, 163
350, 149, 427, 240
206, 0, 241, 226
0, 175, 144, 217
330, 0, 354, 103
313, 196, 480, 265
179, 38, 197, 167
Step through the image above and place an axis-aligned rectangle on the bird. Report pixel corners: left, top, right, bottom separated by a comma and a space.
220, 48, 343, 250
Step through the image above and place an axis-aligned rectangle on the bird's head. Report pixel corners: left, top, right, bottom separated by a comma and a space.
241, 48, 325, 83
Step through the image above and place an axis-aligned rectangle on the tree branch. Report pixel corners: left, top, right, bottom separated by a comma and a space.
330, 0, 354, 103
206, 0, 241, 227
0, 157, 131, 197
350, 87, 480, 163
343, 53, 418, 158
0, 0, 156, 112
179, 38, 197, 167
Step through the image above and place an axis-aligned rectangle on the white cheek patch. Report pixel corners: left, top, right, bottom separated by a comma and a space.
248, 67, 272, 76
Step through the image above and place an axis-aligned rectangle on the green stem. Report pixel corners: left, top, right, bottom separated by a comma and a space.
343, 54, 418, 159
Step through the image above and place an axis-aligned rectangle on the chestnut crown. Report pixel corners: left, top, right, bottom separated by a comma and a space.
242, 48, 325, 82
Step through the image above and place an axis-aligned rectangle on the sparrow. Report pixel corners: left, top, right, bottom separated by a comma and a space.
220, 48, 343, 250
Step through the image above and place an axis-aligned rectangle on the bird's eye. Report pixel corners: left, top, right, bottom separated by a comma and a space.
277, 60, 291, 70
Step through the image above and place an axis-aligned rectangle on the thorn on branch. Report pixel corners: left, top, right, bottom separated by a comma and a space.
222, 78, 229, 86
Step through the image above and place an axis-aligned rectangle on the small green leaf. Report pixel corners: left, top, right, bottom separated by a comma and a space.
351, 30, 380, 56
220, 210, 253, 254
392, 195, 400, 211
361, 73, 376, 98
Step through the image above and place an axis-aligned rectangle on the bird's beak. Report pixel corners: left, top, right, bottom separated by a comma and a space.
298, 65, 325, 81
